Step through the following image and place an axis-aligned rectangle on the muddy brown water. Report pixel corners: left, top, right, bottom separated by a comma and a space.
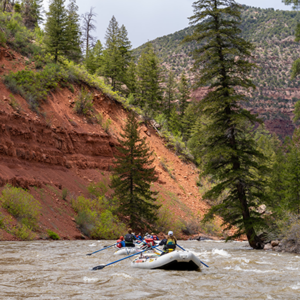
0, 240, 299, 299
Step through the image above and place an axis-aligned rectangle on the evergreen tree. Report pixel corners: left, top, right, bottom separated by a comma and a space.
22, 0, 43, 29
86, 40, 103, 74
65, 0, 82, 62
100, 17, 132, 92
125, 59, 137, 95
178, 72, 190, 118
164, 70, 177, 124
184, 0, 269, 249
100, 16, 123, 91
136, 42, 163, 112
168, 107, 181, 136
285, 143, 300, 214
44, 0, 68, 63
110, 112, 160, 227
182, 101, 198, 141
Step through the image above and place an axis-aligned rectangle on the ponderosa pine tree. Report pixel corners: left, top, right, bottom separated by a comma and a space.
110, 112, 160, 228
184, 0, 269, 249
44, 0, 68, 63
136, 42, 163, 112
164, 70, 177, 124
65, 0, 82, 62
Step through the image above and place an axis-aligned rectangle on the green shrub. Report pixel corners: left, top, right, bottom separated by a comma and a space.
0, 184, 41, 229
72, 195, 125, 239
9, 94, 21, 112
47, 230, 60, 240
0, 31, 6, 46
103, 118, 112, 134
62, 188, 68, 200
74, 88, 94, 115
88, 180, 108, 198
0, 213, 4, 229
11, 224, 36, 241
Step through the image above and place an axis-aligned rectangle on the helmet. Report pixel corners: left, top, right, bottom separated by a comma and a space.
168, 231, 173, 236
120, 236, 124, 240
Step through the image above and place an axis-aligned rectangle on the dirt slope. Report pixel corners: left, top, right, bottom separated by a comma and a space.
0, 46, 211, 240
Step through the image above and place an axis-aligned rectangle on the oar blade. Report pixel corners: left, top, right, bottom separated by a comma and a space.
86, 254, 92, 256
92, 265, 105, 271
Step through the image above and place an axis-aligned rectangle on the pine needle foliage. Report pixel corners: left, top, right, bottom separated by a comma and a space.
110, 113, 160, 228
44, 0, 68, 63
184, 0, 270, 249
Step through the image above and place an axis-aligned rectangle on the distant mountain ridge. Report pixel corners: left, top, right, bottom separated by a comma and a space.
133, 5, 300, 137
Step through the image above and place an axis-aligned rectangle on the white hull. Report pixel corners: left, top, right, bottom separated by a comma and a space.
131, 251, 201, 271
114, 247, 142, 255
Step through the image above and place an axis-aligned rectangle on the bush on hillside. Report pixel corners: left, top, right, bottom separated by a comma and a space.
71, 195, 125, 239
0, 184, 41, 230
74, 88, 94, 115
11, 224, 36, 241
47, 230, 60, 240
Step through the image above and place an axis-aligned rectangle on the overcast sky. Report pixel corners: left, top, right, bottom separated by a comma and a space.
45, 0, 295, 48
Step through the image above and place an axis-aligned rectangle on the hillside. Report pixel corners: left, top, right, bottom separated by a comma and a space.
0, 45, 215, 241
133, 5, 300, 138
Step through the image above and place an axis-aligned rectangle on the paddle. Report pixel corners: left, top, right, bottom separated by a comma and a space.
92, 245, 159, 270
86, 242, 121, 256
177, 244, 209, 268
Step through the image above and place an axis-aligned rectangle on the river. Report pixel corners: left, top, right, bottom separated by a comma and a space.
0, 240, 299, 299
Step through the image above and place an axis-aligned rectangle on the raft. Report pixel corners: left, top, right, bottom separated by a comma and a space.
114, 247, 142, 255
131, 250, 201, 271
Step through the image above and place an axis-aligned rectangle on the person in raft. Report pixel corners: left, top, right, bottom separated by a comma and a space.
151, 233, 159, 241
124, 228, 136, 247
136, 233, 143, 241
159, 231, 177, 254
116, 236, 125, 248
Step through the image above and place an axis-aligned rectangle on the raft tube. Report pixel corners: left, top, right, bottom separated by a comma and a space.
131, 251, 201, 271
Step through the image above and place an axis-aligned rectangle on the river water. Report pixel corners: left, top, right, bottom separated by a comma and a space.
0, 240, 299, 299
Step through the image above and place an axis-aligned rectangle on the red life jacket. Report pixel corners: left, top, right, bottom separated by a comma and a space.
152, 235, 158, 240
145, 238, 154, 246
116, 239, 122, 248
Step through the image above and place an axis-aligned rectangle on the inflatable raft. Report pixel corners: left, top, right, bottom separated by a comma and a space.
114, 247, 143, 255
131, 251, 201, 271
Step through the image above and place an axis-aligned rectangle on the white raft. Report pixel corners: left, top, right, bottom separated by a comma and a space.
114, 247, 142, 255
131, 251, 201, 271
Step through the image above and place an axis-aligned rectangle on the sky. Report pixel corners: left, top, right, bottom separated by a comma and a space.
45, 0, 295, 48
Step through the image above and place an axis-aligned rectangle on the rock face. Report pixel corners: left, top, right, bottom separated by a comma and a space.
0, 109, 117, 189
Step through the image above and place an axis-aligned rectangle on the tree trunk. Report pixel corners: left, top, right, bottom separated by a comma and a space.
3, 0, 7, 12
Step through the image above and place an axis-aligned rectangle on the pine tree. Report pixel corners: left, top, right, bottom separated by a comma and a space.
65, 0, 82, 62
44, 0, 68, 63
184, 0, 269, 249
110, 112, 160, 227
125, 59, 137, 95
178, 72, 190, 118
100, 16, 123, 91
118, 24, 132, 80
285, 143, 300, 214
22, 0, 43, 29
86, 40, 103, 74
164, 70, 177, 124
136, 42, 163, 112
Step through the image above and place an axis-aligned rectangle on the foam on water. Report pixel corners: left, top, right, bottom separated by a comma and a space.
212, 249, 231, 257
224, 265, 280, 273
112, 273, 133, 279
232, 257, 250, 263
290, 283, 300, 290
286, 267, 298, 270
83, 276, 99, 283
89, 243, 96, 247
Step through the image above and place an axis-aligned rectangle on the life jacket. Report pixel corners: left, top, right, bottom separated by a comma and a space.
145, 238, 155, 247
124, 233, 134, 243
152, 235, 158, 240
164, 238, 176, 252
116, 239, 122, 248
